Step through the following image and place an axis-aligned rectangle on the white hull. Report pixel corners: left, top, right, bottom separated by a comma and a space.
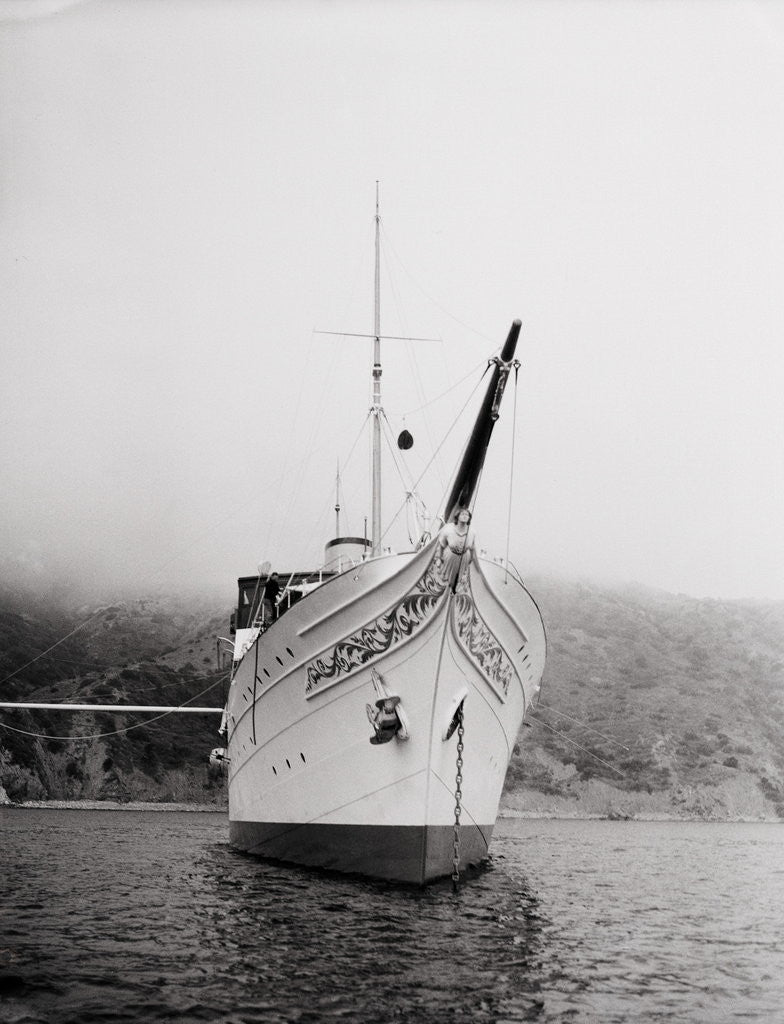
225, 539, 545, 883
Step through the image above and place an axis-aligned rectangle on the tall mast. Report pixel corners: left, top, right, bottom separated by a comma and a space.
371, 183, 382, 554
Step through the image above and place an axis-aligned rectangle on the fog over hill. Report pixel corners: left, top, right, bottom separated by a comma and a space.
1, 576, 783, 819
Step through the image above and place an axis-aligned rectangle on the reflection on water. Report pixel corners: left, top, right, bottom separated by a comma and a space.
200, 852, 548, 1023
185, 841, 549, 1023
1, 810, 782, 1023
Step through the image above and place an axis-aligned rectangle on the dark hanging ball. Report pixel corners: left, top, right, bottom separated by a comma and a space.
397, 429, 414, 450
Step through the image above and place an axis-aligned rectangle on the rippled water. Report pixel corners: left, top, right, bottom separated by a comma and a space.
1, 810, 782, 1023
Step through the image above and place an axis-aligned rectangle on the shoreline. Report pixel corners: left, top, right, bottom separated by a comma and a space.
3, 800, 780, 822
497, 809, 784, 823
10, 800, 228, 812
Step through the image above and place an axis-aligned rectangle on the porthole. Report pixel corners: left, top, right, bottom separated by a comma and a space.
272, 766, 277, 776
276, 655, 283, 666
300, 752, 306, 763
286, 647, 294, 658
286, 758, 291, 769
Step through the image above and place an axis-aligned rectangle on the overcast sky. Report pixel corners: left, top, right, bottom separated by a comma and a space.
1, 0, 783, 603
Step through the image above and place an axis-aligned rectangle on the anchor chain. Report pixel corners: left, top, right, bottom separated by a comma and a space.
451, 702, 465, 891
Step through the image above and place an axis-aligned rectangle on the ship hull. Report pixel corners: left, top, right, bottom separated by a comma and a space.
225, 540, 545, 884
230, 820, 493, 884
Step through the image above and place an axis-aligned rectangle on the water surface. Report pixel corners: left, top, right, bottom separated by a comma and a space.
1, 810, 781, 1022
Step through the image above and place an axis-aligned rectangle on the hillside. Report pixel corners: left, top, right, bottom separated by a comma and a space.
504, 576, 784, 820
0, 592, 230, 805
1, 578, 783, 818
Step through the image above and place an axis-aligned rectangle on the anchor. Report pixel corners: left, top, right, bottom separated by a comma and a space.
366, 669, 409, 745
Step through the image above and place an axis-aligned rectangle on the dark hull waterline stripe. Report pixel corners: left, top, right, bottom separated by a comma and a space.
229, 820, 494, 885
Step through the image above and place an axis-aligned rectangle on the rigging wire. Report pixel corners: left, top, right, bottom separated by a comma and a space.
0, 676, 227, 743
23, 664, 213, 704
379, 222, 497, 346
376, 369, 488, 546
15, 653, 107, 672
396, 356, 493, 418
379, 412, 424, 546
0, 614, 108, 686
379, 411, 416, 496
0, 449, 316, 688
239, 402, 372, 572
262, 328, 341, 561
307, 411, 371, 549
434, 361, 496, 521
528, 715, 626, 778
342, 411, 373, 533
380, 238, 448, 493
533, 703, 631, 752
4, 235, 509, 691
504, 362, 520, 580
